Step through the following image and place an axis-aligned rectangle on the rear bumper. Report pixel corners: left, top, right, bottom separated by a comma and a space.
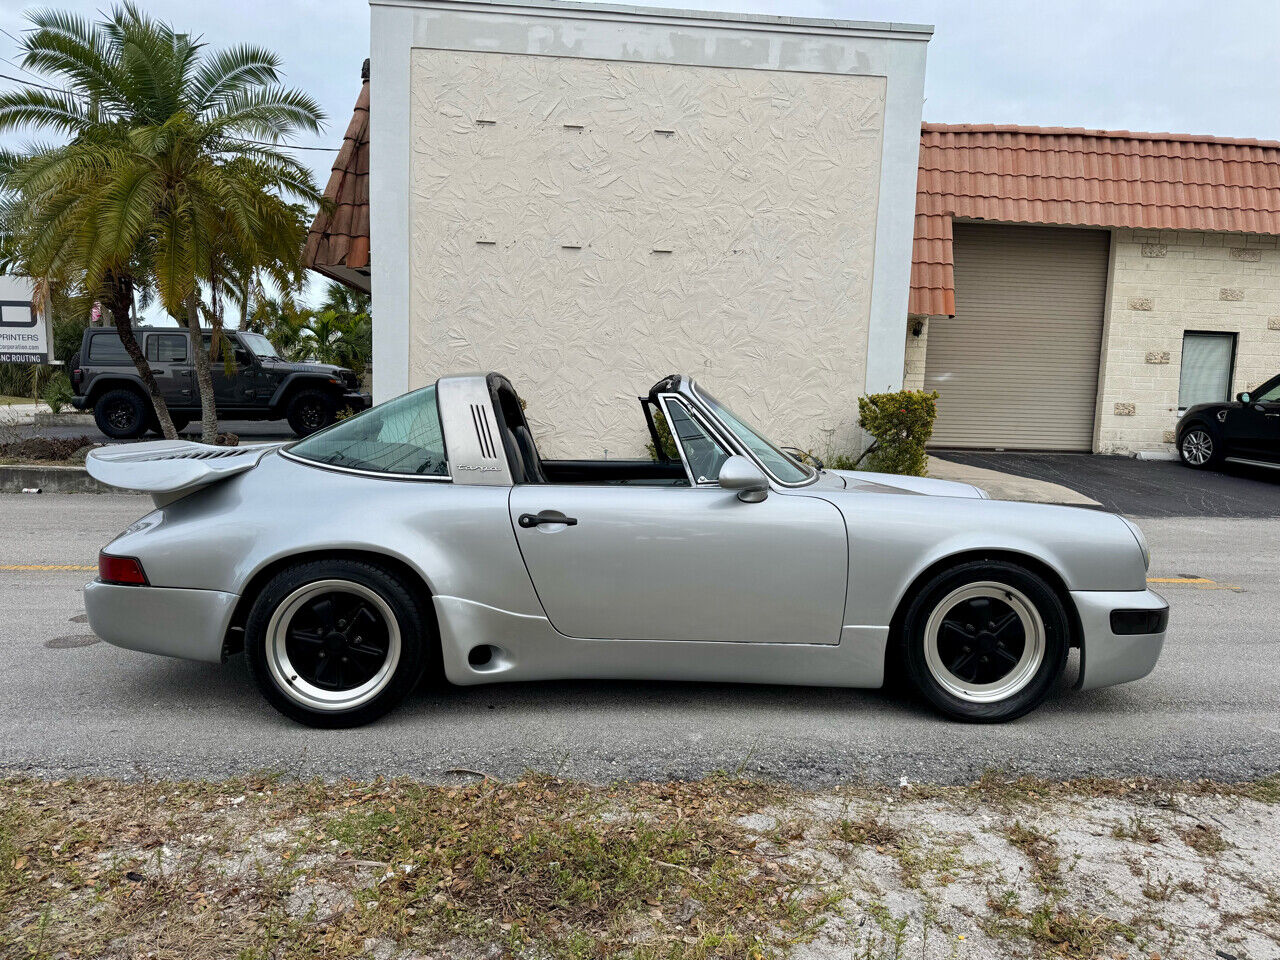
84, 580, 239, 663
1071, 589, 1168, 691
71, 395, 88, 410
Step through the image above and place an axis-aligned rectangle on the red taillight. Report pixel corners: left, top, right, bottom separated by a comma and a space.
98, 552, 147, 585
70, 367, 82, 386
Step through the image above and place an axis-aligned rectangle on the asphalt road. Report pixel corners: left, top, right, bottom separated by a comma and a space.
934, 451, 1280, 518
2, 493, 1278, 786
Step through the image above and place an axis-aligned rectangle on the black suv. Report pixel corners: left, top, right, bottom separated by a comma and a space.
70, 327, 369, 439
1176, 372, 1280, 470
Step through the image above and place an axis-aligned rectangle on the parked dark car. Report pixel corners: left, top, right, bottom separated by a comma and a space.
1176, 372, 1280, 469
70, 327, 369, 439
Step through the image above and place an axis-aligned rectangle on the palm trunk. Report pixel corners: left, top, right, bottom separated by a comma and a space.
185, 293, 218, 443
105, 274, 177, 440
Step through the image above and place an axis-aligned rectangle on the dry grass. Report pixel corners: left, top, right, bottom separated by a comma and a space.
0, 774, 839, 960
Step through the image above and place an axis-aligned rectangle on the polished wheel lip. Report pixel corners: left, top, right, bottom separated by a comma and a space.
923, 581, 1046, 704
265, 579, 401, 712
1181, 429, 1212, 466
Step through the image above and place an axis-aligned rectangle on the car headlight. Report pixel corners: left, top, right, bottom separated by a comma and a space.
1120, 516, 1150, 571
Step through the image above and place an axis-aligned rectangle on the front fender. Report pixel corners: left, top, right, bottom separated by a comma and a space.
828, 492, 1149, 631
268, 372, 341, 409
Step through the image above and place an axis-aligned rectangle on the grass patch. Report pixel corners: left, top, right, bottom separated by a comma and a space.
1111, 814, 1162, 844
1002, 820, 1061, 892
1179, 823, 1229, 856
0, 775, 839, 960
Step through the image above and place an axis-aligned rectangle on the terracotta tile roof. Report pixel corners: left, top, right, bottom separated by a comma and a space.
912, 123, 1280, 317
305, 59, 370, 285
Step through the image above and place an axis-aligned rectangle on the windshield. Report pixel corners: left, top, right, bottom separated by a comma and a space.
239, 332, 280, 359
696, 387, 814, 484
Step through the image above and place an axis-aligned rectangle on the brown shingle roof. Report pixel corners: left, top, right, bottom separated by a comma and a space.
305, 59, 370, 287
911, 123, 1280, 317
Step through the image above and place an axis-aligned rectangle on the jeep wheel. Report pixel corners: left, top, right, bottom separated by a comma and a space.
287, 389, 335, 437
94, 388, 149, 440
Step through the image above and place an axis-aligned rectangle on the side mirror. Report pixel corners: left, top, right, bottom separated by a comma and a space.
1237, 392, 1252, 404
718, 455, 769, 502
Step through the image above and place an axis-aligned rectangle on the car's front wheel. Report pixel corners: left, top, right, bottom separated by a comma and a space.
898, 560, 1070, 722
1178, 425, 1219, 470
244, 560, 431, 727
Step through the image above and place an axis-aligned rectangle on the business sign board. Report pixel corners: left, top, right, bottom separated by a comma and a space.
0, 274, 51, 364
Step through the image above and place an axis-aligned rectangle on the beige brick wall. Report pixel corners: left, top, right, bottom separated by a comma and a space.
902, 318, 928, 391
1097, 228, 1280, 454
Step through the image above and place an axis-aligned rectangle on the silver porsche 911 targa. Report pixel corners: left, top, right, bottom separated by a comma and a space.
84, 373, 1168, 727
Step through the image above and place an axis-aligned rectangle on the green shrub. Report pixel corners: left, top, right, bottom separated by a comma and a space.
41, 371, 73, 414
645, 408, 678, 462
856, 389, 938, 476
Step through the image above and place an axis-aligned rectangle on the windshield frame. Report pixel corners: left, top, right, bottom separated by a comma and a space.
690, 383, 817, 487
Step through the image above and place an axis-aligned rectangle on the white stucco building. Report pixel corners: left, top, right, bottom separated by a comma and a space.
354, 0, 931, 457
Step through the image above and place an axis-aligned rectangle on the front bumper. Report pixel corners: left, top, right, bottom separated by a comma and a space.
84, 580, 239, 663
1071, 589, 1168, 691
343, 391, 372, 409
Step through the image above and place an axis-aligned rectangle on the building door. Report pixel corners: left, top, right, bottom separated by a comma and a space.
924, 224, 1110, 450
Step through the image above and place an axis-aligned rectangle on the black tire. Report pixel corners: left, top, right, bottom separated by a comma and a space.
1178, 424, 1221, 470
897, 560, 1070, 723
93, 387, 149, 439
244, 559, 432, 727
286, 389, 336, 437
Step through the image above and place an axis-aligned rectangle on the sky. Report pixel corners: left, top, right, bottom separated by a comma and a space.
2, 0, 1278, 314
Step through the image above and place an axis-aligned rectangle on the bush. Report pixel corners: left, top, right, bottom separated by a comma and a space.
856, 390, 938, 476
41, 371, 73, 414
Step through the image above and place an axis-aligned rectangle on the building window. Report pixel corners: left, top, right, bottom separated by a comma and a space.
1178, 332, 1236, 410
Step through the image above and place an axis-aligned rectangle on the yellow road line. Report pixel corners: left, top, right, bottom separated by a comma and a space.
0, 564, 96, 571
1148, 577, 1214, 584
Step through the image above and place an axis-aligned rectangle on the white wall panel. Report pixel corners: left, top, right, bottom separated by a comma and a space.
407, 48, 886, 457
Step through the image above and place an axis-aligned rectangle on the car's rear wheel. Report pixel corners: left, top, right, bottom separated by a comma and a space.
1178, 426, 1219, 469
93, 387, 149, 439
286, 389, 335, 437
898, 560, 1070, 722
244, 560, 431, 727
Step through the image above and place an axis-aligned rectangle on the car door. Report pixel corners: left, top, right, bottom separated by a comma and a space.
202, 334, 257, 410
508, 396, 848, 644
1225, 376, 1280, 460
144, 332, 194, 408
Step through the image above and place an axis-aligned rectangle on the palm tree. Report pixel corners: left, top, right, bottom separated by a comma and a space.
0, 4, 323, 441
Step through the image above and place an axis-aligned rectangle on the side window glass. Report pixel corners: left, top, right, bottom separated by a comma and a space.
289, 384, 448, 477
1256, 380, 1280, 403
87, 335, 129, 363
662, 397, 731, 484
146, 334, 187, 363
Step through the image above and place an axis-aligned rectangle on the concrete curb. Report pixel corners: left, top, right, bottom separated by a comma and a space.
33, 411, 95, 427
0, 464, 113, 494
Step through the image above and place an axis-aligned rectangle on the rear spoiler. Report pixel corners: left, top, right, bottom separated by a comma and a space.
86, 440, 284, 507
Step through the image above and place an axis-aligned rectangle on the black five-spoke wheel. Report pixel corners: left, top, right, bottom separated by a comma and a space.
900, 561, 1069, 723
282, 588, 393, 693
244, 560, 431, 727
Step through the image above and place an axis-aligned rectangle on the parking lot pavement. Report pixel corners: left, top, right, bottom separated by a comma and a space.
933, 451, 1280, 518
2, 493, 1278, 786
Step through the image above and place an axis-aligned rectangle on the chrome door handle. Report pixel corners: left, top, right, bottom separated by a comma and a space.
518, 511, 578, 528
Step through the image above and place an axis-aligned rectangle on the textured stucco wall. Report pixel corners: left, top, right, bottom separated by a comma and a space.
1096, 228, 1280, 454
406, 48, 886, 458
902, 319, 928, 391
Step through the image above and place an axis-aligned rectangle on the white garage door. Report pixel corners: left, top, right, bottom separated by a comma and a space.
924, 224, 1110, 450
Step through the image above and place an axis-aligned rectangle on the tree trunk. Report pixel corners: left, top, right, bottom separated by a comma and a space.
104, 274, 177, 440
185, 293, 218, 444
